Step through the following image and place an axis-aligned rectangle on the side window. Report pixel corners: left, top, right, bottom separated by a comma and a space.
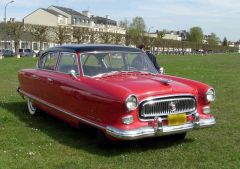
81, 54, 100, 67
58, 53, 79, 74
42, 52, 58, 70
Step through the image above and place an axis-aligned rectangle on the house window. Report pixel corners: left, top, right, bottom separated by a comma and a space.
33, 42, 38, 51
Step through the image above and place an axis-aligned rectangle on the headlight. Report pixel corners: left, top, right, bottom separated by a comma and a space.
206, 88, 215, 102
125, 95, 138, 111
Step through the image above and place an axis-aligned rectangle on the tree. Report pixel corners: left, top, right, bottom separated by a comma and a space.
4, 22, 24, 56
222, 37, 228, 46
207, 33, 220, 45
189, 27, 203, 44
113, 33, 124, 44
54, 26, 72, 45
130, 17, 146, 31
119, 18, 129, 29
27, 24, 51, 50
89, 30, 98, 43
73, 27, 89, 43
99, 32, 113, 44
126, 16, 146, 46
156, 30, 165, 39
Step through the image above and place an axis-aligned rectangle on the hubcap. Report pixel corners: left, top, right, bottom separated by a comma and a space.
28, 98, 36, 115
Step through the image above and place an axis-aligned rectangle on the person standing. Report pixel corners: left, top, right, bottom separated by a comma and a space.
137, 44, 161, 71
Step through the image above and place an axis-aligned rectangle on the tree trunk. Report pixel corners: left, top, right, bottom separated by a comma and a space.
14, 40, 20, 57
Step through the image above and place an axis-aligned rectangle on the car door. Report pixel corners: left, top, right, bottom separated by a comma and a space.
37, 51, 59, 104
51, 52, 83, 116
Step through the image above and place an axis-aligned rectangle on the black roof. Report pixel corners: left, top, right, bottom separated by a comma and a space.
44, 44, 142, 53
91, 16, 117, 26
52, 6, 89, 19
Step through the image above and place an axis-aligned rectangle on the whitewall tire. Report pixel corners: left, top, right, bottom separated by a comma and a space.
27, 98, 38, 115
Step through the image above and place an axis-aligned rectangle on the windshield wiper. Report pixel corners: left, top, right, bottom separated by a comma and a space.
93, 71, 120, 78
125, 70, 157, 75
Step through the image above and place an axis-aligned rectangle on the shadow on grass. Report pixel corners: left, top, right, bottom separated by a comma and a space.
0, 101, 195, 156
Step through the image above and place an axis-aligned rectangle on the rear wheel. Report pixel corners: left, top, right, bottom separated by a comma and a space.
27, 98, 39, 115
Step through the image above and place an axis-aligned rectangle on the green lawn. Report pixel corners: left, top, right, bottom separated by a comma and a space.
0, 54, 240, 169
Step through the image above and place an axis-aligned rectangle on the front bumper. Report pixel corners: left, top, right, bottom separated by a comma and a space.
106, 112, 216, 140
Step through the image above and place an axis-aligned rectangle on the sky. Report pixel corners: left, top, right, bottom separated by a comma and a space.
0, 0, 239, 41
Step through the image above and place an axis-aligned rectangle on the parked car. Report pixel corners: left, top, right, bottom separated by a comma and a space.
3, 49, 14, 57
18, 44, 216, 145
18, 48, 35, 57
0, 49, 3, 57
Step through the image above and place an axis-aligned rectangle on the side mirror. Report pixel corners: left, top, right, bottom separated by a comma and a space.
69, 69, 77, 79
159, 67, 165, 75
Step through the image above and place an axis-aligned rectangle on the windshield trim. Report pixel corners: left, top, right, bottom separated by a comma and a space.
79, 51, 158, 78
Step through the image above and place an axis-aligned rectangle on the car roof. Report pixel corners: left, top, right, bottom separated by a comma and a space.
44, 44, 142, 53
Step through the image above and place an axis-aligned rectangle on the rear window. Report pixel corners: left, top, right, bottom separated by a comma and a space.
58, 52, 79, 74
42, 52, 58, 70
19, 49, 23, 52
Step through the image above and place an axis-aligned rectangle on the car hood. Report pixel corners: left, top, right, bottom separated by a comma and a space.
96, 73, 196, 98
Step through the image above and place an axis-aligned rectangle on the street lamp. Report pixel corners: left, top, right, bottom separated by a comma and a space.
4, 0, 14, 23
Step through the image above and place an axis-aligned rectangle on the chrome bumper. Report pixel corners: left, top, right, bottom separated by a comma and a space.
106, 113, 216, 140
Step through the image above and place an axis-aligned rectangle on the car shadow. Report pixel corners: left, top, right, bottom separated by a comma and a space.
0, 101, 195, 157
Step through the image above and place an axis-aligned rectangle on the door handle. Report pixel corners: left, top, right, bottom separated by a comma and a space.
31, 75, 38, 79
47, 78, 53, 84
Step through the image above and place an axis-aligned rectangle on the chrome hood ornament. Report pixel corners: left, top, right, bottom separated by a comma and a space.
169, 101, 177, 112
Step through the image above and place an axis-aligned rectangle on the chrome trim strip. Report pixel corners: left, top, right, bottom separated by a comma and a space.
139, 94, 196, 104
79, 51, 157, 77
199, 117, 216, 128
138, 94, 197, 122
106, 115, 216, 140
82, 51, 143, 54
140, 97, 196, 117
125, 94, 139, 112
18, 89, 105, 130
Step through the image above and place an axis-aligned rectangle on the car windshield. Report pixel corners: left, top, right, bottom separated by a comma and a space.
80, 52, 158, 77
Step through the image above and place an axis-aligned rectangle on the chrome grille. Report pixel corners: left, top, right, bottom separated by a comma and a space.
139, 96, 196, 120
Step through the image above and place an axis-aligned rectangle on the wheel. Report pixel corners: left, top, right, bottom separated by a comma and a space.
170, 132, 187, 140
27, 98, 39, 115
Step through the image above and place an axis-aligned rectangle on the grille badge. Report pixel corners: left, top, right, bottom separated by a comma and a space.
169, 101, 177, 112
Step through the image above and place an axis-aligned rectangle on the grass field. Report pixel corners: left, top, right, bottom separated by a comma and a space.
0, 54, 240, 169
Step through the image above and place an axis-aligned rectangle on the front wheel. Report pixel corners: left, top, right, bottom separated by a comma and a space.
97, 130, 113, 148
27, 98, 40, 115
169, 132, 187, 140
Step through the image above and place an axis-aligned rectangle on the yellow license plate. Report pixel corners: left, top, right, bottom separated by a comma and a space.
168, 113, 187, 126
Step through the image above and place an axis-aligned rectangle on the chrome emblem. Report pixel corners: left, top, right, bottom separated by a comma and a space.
169, 101, 176, 112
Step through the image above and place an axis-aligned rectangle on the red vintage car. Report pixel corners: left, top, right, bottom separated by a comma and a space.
18, 44, 216, 144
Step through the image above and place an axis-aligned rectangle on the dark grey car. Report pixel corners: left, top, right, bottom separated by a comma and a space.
3, 49, 14, 57
19, 49, 35, 57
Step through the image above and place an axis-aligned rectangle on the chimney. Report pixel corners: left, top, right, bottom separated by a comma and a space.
10, 18, 15, 22
106, 15, 110, 19
82, 10, 91, 17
